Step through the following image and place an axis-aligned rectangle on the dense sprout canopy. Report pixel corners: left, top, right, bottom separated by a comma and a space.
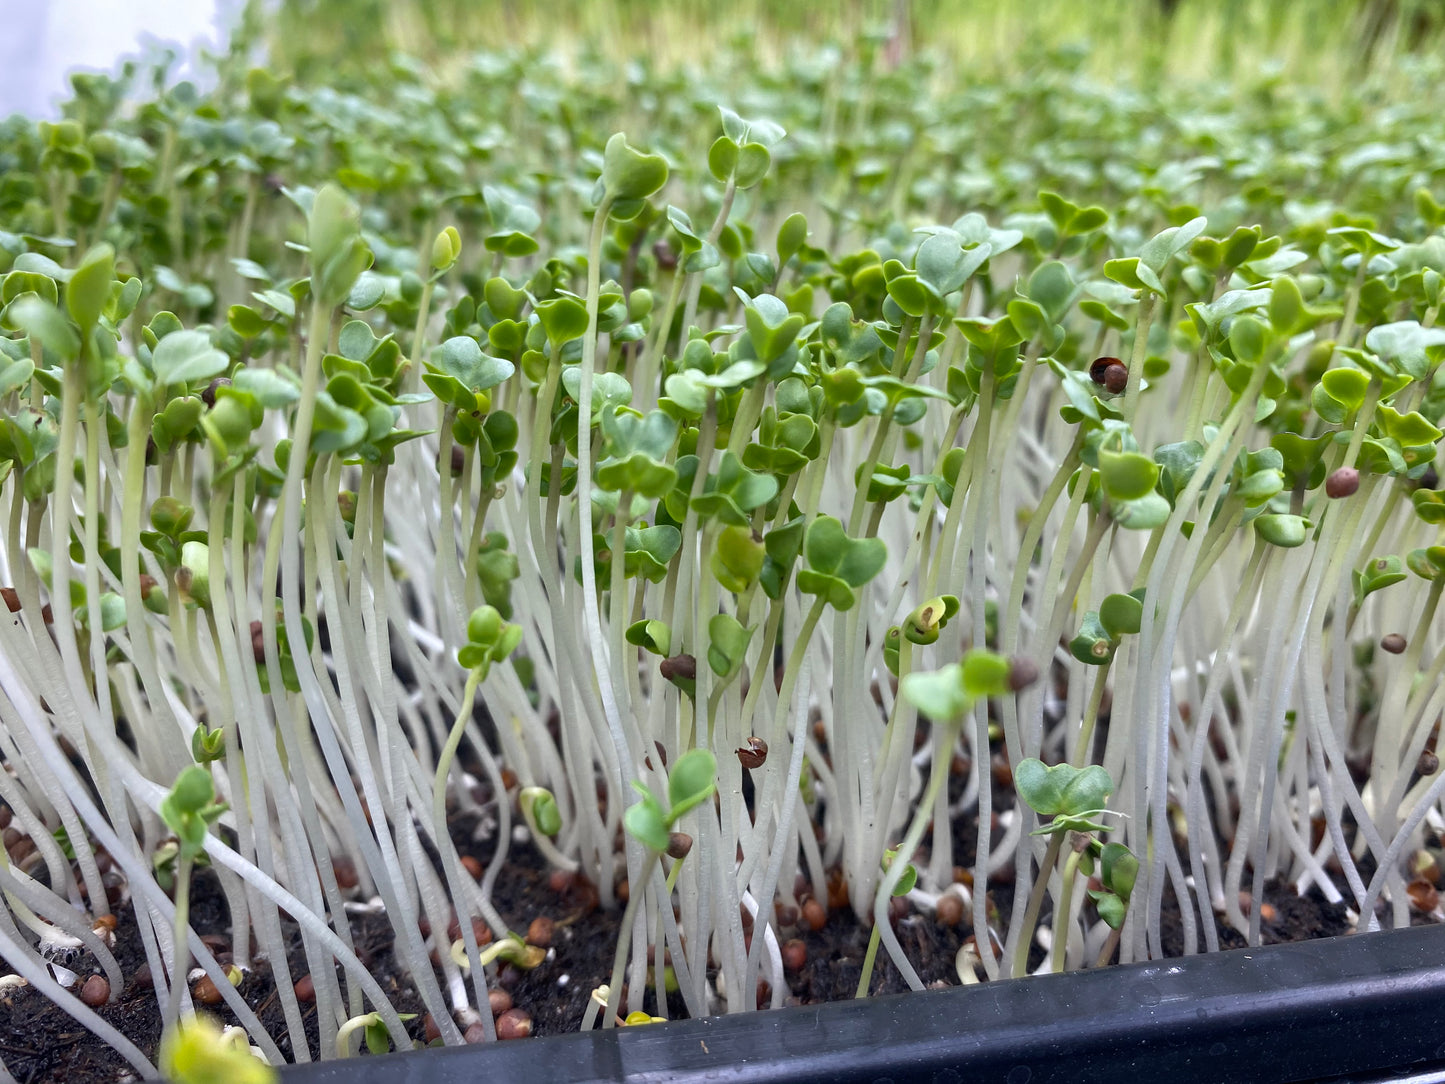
1, 1, 1445, 1078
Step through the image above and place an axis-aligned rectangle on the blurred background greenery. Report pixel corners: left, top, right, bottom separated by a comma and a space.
256, 0, 1444, 89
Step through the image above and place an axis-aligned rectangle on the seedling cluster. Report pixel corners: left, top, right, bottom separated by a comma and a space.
1, 5, 1445, 1075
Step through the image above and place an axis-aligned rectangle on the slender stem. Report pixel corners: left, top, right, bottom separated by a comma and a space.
848, 315, 921, 534
1050, 846, 1084, 973
433, 669, 483, 836
854, 921, 883, 999
866, 718, 958, 992
1094, 927, 1122, 968
409, 278, 437, 393
160, 854, 194, 1043
1337, 257, 1369, 349
1072, 664, 1113, 768
733, 597, 826, 896
575, 192, 636, 776
1121, 293, 1157, 427
679, 180, 737, 337
635, 269, 685, 403
1008, 832, 1065, 979
601, 851, 659, 1028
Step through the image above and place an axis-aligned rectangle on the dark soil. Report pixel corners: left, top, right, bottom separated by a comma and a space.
0, 865, 428, 1083
0, 740, 1413, 1083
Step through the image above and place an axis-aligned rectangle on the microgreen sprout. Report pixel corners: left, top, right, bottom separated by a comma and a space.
4, 13, 1445, 1071
158, 767, 228, 1043
336, 1011, 419, 1058
1008, 759, 1135, 975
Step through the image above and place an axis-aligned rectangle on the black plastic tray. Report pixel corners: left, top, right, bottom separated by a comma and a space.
282, 922, 1445, 1083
